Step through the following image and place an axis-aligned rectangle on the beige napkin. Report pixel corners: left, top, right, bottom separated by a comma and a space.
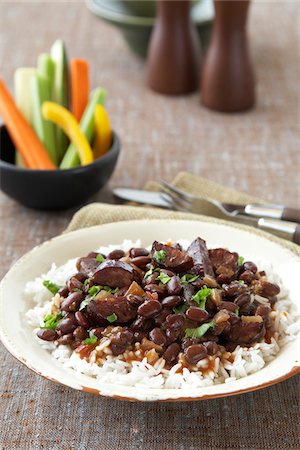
65, 172, 299, 257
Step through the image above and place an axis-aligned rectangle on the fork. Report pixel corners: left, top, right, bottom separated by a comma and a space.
160, 180, 300, 245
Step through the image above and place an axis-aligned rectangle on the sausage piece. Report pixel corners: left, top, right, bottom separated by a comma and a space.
208, 248, 238, 277
86, 296, 137, 324
151, 241, 193, 273
187, 237, 214, 277
92, 260, 135, 288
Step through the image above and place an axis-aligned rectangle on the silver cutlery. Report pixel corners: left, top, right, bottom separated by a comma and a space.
112, 185, 300, 245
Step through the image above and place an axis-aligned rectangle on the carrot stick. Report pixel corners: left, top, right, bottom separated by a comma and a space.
70, 59, 89, 122
0, 79, 55, 170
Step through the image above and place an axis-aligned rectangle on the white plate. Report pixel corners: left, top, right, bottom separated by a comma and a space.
0, 220, 299, 401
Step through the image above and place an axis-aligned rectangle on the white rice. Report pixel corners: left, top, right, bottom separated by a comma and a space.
25, 239, 300, 390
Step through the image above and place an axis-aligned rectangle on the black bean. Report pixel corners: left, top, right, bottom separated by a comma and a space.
56, 316, 78, 335
90, 327, 105, 338
235, 293, 251, 307
223, 282, 247, 298
239, 270, 255, 284
61, 291, 84, 312
144, 284, 167, 298
167, 276, 183, 295
58, 286, 69, 298
107, 249, 125, 260
73, 272, 86, 283
219, 301, 238, 313
255, 304, 271, 318
203, 341, 219, 355
57, 333, 74, 345
166, 314, 184, 330
185, 344, 207, 364
255, 280, 280, 298
149, 328, 167, 346
133, 331, 148, 342
67, 276, 84, 292
243, 261, 257, 274
186, 307, 209, 323
131, 256, 152, 268
154, 309, 172, 326
161, 295, 182, 308
144, 273, 159, 285
73, 326, 88, 340
163, 343, 180, 366
111, 330, 134, 347
37, 329, 58, 341
111, 344, 126, 356
130, 317, 153, 331
75, 311, 90, 328
137, 300, 162, 318
165, 328, 181, 343
130, 247, 149, 258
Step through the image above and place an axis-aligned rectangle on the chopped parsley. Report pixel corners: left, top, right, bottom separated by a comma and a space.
42, 280, 61, 295
79, 297, 93, 311
88, 285, 118, 298
83, 279, 89, 286
185, 321, 216, 338
192, 286, 212, 309
153, 250, 167, 263
180, 274, 199, 285
238, 256, 244, 266
106, 313, 118, 323
173, 304, 189, 314
144, 265, 160, 279
238, 280, 245, 285
72, 288, 82, 293
41, 312, 62, 330
234, 309, 239, 316
96, 254, 105, 263
83, 331, 98, 345
156, 272, 171, 285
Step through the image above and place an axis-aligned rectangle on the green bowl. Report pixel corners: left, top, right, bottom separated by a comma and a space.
86, 0, 214, 58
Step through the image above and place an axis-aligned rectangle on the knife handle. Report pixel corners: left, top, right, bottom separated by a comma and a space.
258, 218, 300, 246
282, 207, 300, 223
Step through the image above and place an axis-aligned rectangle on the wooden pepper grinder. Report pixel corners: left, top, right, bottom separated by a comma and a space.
201, 0, 255, 112
147, 0, 200, 95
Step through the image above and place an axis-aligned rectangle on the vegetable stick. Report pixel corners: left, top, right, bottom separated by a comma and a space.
70, 59, 90, 121
93, 104, 112, 158
0, 79, 55, 170
31, 74, 58, 166
37, 53, 55, 89
42, 102, 93, 166
51, 39, 69, 162
60, 87, 107, 169
14, 68, 36, 167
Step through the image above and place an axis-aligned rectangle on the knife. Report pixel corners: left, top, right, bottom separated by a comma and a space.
113, 188, 300, 244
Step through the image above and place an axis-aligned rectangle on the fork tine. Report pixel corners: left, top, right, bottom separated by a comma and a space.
160, 180, 193, 201
160, 188, 192, 209
160, 192, 191, 212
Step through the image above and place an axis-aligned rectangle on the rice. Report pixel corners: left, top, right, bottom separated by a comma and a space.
25, 239, 300, 390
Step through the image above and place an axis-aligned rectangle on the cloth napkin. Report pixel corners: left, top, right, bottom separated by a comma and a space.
65, 172, 299, 257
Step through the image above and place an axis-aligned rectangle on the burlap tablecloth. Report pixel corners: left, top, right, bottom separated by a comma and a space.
1, 173, 299, 449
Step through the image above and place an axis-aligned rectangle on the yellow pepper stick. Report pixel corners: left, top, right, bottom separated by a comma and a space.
93, 104, 112, 159
42, 101, 94, 166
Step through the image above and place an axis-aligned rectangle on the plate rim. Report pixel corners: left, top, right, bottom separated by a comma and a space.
1, 219, 299, 402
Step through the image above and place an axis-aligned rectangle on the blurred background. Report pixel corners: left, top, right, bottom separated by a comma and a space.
0, 0, 299, 205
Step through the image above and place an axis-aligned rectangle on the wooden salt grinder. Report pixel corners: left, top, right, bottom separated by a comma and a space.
146, 0, 200, 95
201, 0, 255, 112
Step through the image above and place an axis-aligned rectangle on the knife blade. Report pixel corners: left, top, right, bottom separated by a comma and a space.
113, 188, 170, 208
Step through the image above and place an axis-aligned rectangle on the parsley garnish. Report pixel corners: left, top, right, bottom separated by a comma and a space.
144, 265, 160, 279
234, 309, 239, 316
79, 297, 93, 311
238, 256, 244, 266
83, 331, 98, 345
156, 272, 171, 285
173, 304, 189, 314
185, 321, 216, 338
106, 313, 117, 323
96, 254, 105, 263
238, 280, 245, 285
153, 250, 167, 263
72, 288, 82, 293
192, 286, 212, 309
41, 312, 62, 330
83, 279, 89, 286
180, 274, 199, 285
88, 285, 118, 298
42, 280, 61, 295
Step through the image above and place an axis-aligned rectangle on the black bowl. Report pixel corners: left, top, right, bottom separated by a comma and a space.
0, 125, 120, 210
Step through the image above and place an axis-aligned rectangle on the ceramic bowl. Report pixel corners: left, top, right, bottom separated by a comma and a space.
86, 0, 214, 58
0, 125, 120, 210
0, 219, 299, 401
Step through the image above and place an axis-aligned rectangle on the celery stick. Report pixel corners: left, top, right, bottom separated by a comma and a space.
14, 68, 36, 166
51, 39, 69, 162
60, 88, 107, 169
31, 74, 58, 166
37, 53, 55, 88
